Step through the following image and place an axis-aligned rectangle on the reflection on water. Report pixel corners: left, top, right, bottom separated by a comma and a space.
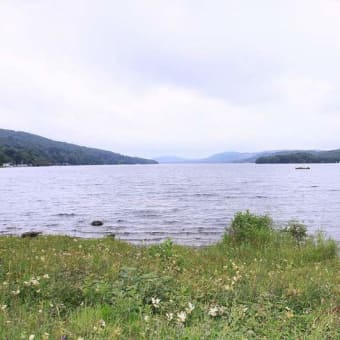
0, 164, 339, 246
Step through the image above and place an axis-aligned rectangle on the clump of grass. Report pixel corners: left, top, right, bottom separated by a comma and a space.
0, 212, 339, 339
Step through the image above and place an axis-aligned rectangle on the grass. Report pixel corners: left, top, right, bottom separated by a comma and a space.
0, 212, 339, 339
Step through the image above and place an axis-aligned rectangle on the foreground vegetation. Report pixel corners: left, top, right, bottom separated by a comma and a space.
0, 212, 339, 339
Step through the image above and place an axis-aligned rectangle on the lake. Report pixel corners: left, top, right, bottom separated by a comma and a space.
0, 164, 339, 246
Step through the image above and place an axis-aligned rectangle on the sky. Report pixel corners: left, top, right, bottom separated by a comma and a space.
1, 0, 340, 158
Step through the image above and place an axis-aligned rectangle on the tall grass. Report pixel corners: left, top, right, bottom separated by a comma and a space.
0, 212, 339, 339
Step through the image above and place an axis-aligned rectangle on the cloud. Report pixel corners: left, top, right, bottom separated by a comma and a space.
1, 0, 340, 157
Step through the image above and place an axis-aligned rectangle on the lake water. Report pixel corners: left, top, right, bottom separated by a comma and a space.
0, 164, 339, 246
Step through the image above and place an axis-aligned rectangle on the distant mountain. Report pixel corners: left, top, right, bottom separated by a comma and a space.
156, 151, 277, 164
154, 156, 190, 163
200, 151, 265, 163
256, 149, 340, 163
0, 129, 157, 166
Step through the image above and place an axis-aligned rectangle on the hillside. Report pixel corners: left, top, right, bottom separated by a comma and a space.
256, 149, 340, 163
0, 129, 157, 166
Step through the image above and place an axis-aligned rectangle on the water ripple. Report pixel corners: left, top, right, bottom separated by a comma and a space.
0, 164, 340, 245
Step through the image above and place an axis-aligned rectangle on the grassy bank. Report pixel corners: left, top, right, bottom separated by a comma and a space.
0, 212, 339, 339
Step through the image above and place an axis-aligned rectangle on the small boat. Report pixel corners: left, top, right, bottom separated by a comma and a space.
295, 166, 310, 170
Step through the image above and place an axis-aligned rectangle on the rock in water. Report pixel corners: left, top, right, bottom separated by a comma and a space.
91, 220, 103, 226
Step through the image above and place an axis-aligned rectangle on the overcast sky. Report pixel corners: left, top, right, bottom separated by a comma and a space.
1, 0, 340, 158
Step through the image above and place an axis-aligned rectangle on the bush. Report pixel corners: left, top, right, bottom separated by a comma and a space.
227, 211, 273, 244
282, 221, 307, 243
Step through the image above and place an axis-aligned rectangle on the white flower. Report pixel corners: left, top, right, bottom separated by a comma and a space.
186, 302, 195, 314
151, 297, 161, 308
43, 274, 50, 279
31, 278, 39, 286
208, 306, 219, 317
29, 335, 35, 340
11, 289, 20, 296
208, 305, 225, 317
1, 305, 7, 311
166, 312, 173, 321
144, 315, 150, 322
24, 278, 40, 286
177, 311, 187, 323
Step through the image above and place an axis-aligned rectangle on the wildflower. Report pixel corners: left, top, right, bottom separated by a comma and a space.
43, 274, 50, 279
286, 310, 294, 318
177, 311, 187, 323
166, 312, 174, 321
29, 335, 35, 340
284, 307, 294, 318
151, 297, 161, 308
3, 281, 8, 286
1, 305, 7, 311
98, 319, 106, 328
24, 278, 40, 286
144, 315, 150, 322
186, 302, 195, 314
208, 306, 219, 317
11, 289, 20, 296
77, 338, 84, 340
42, 333, 49, 339
208, 305, 225, 317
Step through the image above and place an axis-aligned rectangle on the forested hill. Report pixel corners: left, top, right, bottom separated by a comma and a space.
0, 129, 157, 166
256, 149, 340, 164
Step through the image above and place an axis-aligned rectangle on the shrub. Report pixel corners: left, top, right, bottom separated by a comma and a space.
282, 221, 307, 243
227, 211, 273, 244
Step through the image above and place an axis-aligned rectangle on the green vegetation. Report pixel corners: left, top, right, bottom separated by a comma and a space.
256, 149, 340, 164
0, 129, 157, 166
0, 212, 339, 339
